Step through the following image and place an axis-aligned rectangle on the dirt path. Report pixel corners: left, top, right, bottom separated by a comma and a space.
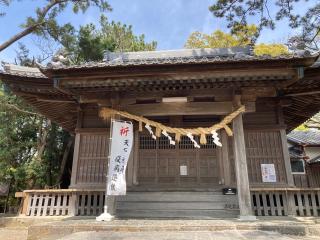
58, 230, 320, 240
0, 228, 28, 240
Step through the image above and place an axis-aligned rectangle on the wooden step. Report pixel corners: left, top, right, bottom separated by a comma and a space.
115, 191, 239, 219
116, 209, 239, 219
117, 201, 238, 210
117, 192, 237, 202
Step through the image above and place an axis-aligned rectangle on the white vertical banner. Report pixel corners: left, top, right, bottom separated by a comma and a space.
107, 120, 133, 195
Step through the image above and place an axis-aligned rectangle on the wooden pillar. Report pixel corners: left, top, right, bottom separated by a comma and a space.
126, 151, 134, 187
221, 130, 231, 186
69, 192, 78, 216
70, 133, 81, 188
233, 114, 256, 220
277, 105, 295, 187
133, 129, 139, 185
280, 129, 295, 187
286, 191, 296, 216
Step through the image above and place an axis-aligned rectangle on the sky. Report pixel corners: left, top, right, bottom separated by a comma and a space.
0, 0, 316, 63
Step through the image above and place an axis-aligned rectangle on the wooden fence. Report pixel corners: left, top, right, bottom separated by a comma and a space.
251, 188, 320, 217
19, 188, 320, 217
22, 189, 106, 217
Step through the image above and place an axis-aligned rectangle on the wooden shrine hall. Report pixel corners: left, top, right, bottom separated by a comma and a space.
1, 46, 320, 219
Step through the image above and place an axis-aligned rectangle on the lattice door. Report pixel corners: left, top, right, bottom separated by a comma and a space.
138, 133, 219, 187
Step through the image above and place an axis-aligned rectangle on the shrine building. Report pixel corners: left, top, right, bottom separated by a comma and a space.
1, 46, 320, 219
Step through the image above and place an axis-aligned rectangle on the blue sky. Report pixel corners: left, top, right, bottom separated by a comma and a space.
0, 0, 315, 63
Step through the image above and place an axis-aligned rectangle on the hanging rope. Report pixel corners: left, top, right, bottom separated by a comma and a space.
100, 105, 245, 145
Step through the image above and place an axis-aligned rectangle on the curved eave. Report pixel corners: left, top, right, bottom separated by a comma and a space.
0, 72, 78, 132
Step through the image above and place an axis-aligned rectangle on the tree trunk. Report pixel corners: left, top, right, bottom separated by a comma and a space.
0, 24, 40, 52
0, 0, 62, 52
36, 119, 51, 161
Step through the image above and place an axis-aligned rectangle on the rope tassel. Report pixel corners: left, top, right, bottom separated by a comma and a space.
139, 121, 143, 132
200, 133, 207, 145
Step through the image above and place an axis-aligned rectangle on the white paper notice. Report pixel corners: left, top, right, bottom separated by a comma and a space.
107, 120, 133, 195
261, 164, 276, 183
180, 165, 187, 176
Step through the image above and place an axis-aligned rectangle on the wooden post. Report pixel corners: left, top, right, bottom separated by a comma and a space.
133, 129, 139, 185
221, 130, 231, 186
69, 192, 77, 216
286, 191, 296, 216
21, 192, 29, 216
277, 105, 295, 187
280, 129, 295, 187
233, 113, 256, 220
126, 151, 134, 187
70, 133, 81, 187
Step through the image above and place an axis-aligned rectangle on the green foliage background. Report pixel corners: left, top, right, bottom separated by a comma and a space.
0, 14, 157, 210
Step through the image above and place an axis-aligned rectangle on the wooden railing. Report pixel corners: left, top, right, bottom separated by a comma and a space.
17, 188, 320, 217
251, 188, 320, 217
21, 189, 106, 217
75, 190, 105, 216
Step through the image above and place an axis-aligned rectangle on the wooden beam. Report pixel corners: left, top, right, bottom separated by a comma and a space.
122, 102, 233, 116
54, 64, 297, 81
80, 88, 234, 104
36, 97, 75, 103
285, 90, 320, 97
241, 87, 277, 101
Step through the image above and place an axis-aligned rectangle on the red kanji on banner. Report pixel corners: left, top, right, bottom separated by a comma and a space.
120, 126, 129, 136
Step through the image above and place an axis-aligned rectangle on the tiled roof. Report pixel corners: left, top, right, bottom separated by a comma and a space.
309, 155, 320, 164
42, 47, 315, 70
289, 145, 305, 159
0, 64, 47, 78
287, 130, 320, 145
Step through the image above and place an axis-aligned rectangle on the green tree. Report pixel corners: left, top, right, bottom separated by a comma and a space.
254, 43, 288, 57
0, 0, 10, 17
66, 16, 157, 63
209, 1, 319, 50
0, 44, 72, 207
185, 27, 288, 56
185, 25, 258, 49
0, 13, 157, 208
0, 0, 111, 52
0, 16, 157, 202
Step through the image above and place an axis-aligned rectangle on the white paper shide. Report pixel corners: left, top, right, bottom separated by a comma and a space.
107, 120, 133, 195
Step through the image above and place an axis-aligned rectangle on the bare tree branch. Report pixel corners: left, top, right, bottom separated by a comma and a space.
0, 0, 96, 52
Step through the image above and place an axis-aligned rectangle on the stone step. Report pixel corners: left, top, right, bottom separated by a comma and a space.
117, 191, 237, 202
117, 201, 238, 210
116, 209, 240, 219
26, 218, 320, 240
115, 191, 239, 219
